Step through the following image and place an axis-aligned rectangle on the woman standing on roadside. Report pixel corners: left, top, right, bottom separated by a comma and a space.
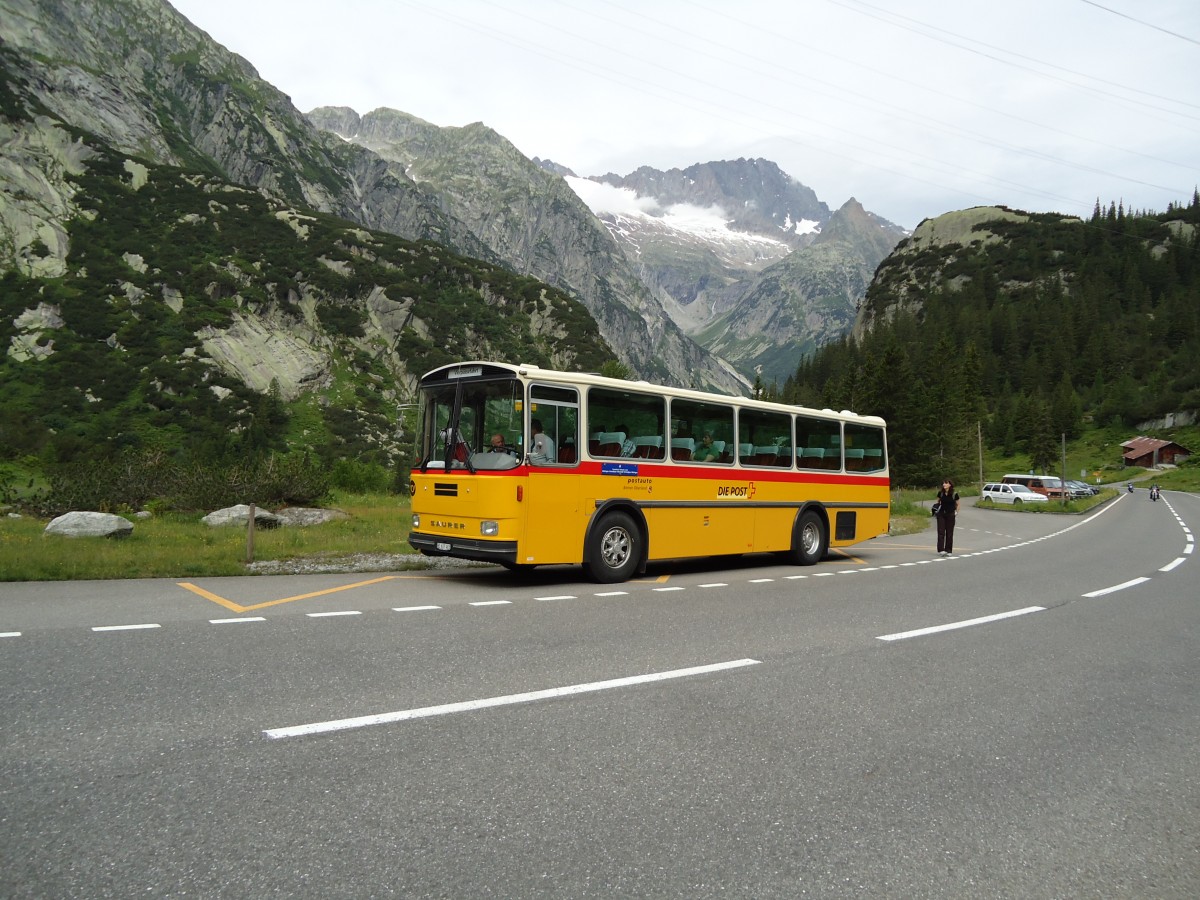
935, 478, 960, 556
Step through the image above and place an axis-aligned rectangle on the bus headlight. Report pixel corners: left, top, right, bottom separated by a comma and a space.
481, 520, 499, 536
412, 514, 420, 528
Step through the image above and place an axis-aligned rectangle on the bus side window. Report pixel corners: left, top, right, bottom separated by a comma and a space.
530, 383, 579, 466
667, 397, 733, 464
797, 414, 841, 470
588, 386, 665, 460
739, 409, 792, 468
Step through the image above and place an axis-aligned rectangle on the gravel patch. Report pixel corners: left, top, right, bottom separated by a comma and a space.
245, 553, 498, 575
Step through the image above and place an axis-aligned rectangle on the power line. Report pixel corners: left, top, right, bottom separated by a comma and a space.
1077, 0, 1200, 47
827, 0, 1200, 117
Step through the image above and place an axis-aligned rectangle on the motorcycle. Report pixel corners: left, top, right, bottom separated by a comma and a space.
1127, 482, 1135, 493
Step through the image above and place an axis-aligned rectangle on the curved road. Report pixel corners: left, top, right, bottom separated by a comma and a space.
2, 491, 1197, 897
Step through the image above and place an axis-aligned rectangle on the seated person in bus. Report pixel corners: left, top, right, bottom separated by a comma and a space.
488, 433, 513, 454
440, 427, 470, 463
616, 424, 637, 457
529, 418, 556, 465
693, 432, 720, 462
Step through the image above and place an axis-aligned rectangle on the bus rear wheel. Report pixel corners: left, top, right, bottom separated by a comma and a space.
788, 509, 827, 566
584, 511, 640, 583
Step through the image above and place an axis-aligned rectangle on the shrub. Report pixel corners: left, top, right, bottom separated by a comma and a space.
37, 450, 330, 515
330, 458, 391, 493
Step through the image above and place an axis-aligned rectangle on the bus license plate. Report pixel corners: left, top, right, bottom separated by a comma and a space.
436, 542, 452, 551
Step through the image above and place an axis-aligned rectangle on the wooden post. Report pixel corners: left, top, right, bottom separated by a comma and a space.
246, 502, 256, 564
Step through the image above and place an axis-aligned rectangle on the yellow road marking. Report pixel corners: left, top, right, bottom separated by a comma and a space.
178, 576, 399, 613
830, 548, 866, 564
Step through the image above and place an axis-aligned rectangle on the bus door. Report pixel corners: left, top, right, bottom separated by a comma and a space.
520, 384, 582, 565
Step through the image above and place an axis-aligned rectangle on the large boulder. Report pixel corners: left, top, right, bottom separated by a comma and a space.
274, 507, 350, 527
201, 505, 282, 528
45, 511, 134, 538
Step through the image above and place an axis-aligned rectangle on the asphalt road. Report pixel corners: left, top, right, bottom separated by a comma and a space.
2, 491, 1198, 898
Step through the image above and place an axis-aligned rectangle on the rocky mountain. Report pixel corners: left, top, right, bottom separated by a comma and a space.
0, 0, 617, 466
698, 197, 909, 385
0, 0, 495, 263
595, 158, 830, 246
0, 0, 745, 397
569, 158, 908, 384
305, 107, 746, 393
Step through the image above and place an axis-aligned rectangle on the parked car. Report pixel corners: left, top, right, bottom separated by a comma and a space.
1064, 479, 1097, 499
1001, 473, 1068, 500
981, 482, 1050, 505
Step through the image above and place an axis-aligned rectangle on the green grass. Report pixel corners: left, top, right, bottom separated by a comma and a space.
887, 487, 937, 537
1139, 463, 1200, 493
0, 493, 417, 582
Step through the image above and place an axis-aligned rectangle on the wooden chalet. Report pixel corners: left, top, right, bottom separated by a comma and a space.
1121, 436, 1191, 468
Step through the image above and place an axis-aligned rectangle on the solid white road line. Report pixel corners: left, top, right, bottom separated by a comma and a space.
263, 658, 763, 740
1082, 577, 1151, 598
877, 606, 1045, 642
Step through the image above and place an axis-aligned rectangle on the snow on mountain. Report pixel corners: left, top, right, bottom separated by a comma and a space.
565, 176, 795, 269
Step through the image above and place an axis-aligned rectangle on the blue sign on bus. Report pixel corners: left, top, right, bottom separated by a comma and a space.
601, 463, 639, 476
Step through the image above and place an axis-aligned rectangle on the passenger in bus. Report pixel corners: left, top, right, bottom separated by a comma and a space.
693, 432, 720, 462
529, 418, 556, 465
616, 425, 636, 457
440, 428, 470, 463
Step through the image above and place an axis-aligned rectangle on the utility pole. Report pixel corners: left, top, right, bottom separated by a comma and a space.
978, 421, 984, 493
1061, 433, 1068, 505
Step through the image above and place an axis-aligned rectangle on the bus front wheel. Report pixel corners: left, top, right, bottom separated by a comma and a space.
584, 511, 640, 583
789, 510, 827, 566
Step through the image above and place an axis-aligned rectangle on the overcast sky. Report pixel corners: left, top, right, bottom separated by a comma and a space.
169, 0, 1198, 229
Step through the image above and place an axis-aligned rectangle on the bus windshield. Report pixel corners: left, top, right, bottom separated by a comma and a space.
418, 374, 525, 470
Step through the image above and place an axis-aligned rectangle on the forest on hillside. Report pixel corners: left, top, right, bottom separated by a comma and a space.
774, 196, 1200, 486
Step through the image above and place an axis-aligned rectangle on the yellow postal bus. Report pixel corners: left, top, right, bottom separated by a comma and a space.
408, 361, 889, 582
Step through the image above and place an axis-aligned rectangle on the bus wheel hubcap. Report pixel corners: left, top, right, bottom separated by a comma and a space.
601, 527, 631, 568
801, 523, 820, 554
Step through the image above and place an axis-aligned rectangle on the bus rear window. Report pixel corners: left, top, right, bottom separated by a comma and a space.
844, 422, 886, 472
